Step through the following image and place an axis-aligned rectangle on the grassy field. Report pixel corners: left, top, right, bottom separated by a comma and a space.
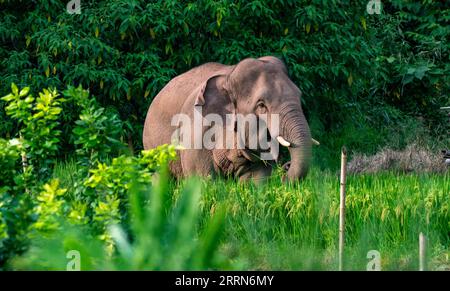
53, 162, 450, 271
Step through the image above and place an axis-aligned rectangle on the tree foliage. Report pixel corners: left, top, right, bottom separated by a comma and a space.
0, 0, 448, 153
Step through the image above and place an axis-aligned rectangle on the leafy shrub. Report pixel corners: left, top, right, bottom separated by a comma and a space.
1, 83, 64, 179
371, 1, 449, 131
82, 145, 178, 251
64, 85, 126, 167
0, 138, 21, 248
32, 179, 67, 233
0, 83, 188, 269
12, 167, 225, 270
0, 136, 182, 269
0, 138, 32, 268
0, 138, 21, 189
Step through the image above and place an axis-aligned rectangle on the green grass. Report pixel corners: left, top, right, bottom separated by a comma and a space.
195, 168, 450, 270
53, 163, 450, 271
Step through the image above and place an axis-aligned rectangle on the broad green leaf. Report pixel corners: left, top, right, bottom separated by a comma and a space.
11, 83, 18, 95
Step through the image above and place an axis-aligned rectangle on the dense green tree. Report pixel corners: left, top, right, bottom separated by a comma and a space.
1, 0, 448, 156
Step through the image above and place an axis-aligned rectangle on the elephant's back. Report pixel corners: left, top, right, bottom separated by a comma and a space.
143, 62, 230, 150
154, 62, 227, 109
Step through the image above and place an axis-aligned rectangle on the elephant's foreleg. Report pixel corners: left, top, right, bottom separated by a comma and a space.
180, 149, 216, 178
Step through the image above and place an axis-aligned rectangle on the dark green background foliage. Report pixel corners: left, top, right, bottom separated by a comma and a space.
1, 0, 448, 165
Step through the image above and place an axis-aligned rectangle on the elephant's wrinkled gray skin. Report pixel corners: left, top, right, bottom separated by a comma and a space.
143, 56, 312, 182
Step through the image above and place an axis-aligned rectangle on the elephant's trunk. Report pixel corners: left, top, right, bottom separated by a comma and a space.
279, 104, 312, 181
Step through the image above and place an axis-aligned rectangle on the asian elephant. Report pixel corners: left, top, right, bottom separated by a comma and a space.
143, 56, 314, 182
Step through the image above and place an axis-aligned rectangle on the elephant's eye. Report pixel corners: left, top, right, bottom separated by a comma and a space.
256, 102, 267, 113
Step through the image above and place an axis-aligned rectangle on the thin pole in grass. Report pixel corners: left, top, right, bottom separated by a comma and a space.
19, 133, 29, 193
419, 232, 426, 271
19, 133, 27, 172
339, 146, 347, 271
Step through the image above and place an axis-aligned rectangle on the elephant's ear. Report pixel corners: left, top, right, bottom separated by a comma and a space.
193, 74, 231, 109
193, 81, 207, 106
258, 56, 288, 74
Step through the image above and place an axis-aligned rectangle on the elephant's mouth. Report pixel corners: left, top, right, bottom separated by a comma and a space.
235, 163, 249, 178
275, 136, 293, 171
282, 161, 291, 171
277, 136, 320, 180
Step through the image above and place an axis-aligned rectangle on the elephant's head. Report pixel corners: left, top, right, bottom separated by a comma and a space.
193, 56, 312, 181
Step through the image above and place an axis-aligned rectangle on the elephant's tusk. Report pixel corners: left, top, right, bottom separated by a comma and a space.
277, 136, 291, 147
312, 138, 320, 146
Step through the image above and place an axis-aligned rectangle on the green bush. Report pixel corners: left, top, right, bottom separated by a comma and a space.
12, 166, 225, 270
64, 85, 126, 167
0, 133, 185, 269
1, 83, 64, 179
0, 138, 32, 268
0, 84, 193, 270
0, 138, 21, 248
